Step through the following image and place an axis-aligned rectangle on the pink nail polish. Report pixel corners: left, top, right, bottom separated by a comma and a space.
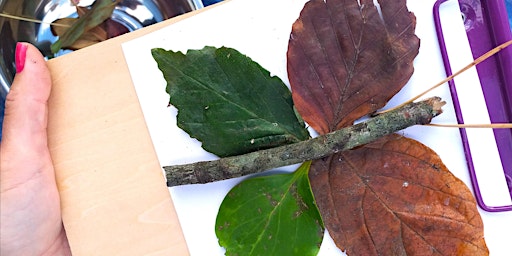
15, 42, 28, 73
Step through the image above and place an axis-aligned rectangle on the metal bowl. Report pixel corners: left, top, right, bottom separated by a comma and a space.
0, 0, 202, 100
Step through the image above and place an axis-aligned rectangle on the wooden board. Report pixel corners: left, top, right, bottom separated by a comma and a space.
45, 4, 221, 255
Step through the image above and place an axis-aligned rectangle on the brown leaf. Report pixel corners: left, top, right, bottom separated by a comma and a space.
50, 0, 118, 53
309, 134, 488, 255
51, 18, 77, 36
51, 17, 108, 50
76, 6, 89, 17
287, 0, 419, 134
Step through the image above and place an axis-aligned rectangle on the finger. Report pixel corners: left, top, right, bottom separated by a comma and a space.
0, 42, 53, 191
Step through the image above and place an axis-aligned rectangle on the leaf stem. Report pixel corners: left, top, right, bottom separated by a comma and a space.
164, 97, 445, 186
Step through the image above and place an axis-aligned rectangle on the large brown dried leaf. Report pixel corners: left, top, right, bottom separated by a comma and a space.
309, 134, 488, 255
287, 0, 419, 134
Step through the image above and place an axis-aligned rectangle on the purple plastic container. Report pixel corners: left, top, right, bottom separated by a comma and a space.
434, 0, 512, 212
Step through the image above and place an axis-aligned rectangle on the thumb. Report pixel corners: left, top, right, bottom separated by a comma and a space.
0, 42, 53, 190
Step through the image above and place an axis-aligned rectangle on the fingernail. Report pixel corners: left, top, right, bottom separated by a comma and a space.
15, 42, 28, 73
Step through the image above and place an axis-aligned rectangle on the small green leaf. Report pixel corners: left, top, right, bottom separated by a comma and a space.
215, 161, 324, 256
51, 0, 117, 53
151, 46, 310, 157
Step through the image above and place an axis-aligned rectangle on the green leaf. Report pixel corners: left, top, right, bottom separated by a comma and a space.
215, 161, 324, 256
151, 46, 310, 157
51, 0, 117, 54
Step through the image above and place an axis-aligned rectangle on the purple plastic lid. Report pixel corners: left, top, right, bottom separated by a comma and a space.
434, 0, 512, 212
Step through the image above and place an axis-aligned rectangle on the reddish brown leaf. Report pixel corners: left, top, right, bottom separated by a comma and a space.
309, 134, 488, 255
287, 0, 419, 134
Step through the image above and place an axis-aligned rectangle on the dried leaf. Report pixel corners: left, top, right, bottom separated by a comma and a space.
50, 0, 117, 53
51, 18, 78, 36
309, 134, 488, 255
76, 6, 89, 17
51, 17, 108, 50
287, 0, 420, 134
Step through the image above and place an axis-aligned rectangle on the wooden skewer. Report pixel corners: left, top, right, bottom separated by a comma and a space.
426, 123, 512, 129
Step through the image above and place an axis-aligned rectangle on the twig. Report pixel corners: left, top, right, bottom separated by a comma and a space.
164, 97, 445, 186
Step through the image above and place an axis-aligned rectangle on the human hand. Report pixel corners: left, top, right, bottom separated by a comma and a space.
1, 43, 71, 255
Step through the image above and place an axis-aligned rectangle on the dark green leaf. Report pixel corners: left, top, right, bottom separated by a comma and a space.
151, 46, 310, 157
51, 0, 117, 53
216, 161, 324, 256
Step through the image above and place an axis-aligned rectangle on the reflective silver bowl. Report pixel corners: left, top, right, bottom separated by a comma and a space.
0, 0, 202, 100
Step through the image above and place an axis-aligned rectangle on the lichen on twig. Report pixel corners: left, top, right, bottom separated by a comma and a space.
164, 97, 445, 186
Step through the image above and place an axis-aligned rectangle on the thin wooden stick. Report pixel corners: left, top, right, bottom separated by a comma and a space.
378, 39, 512, 115
426, 123, 512, 129
0, 12, 70, 27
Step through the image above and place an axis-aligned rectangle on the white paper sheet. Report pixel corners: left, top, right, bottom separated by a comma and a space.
122, 0, 512, 255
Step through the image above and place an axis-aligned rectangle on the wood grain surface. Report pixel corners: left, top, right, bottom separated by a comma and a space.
45, 5, 220, 255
